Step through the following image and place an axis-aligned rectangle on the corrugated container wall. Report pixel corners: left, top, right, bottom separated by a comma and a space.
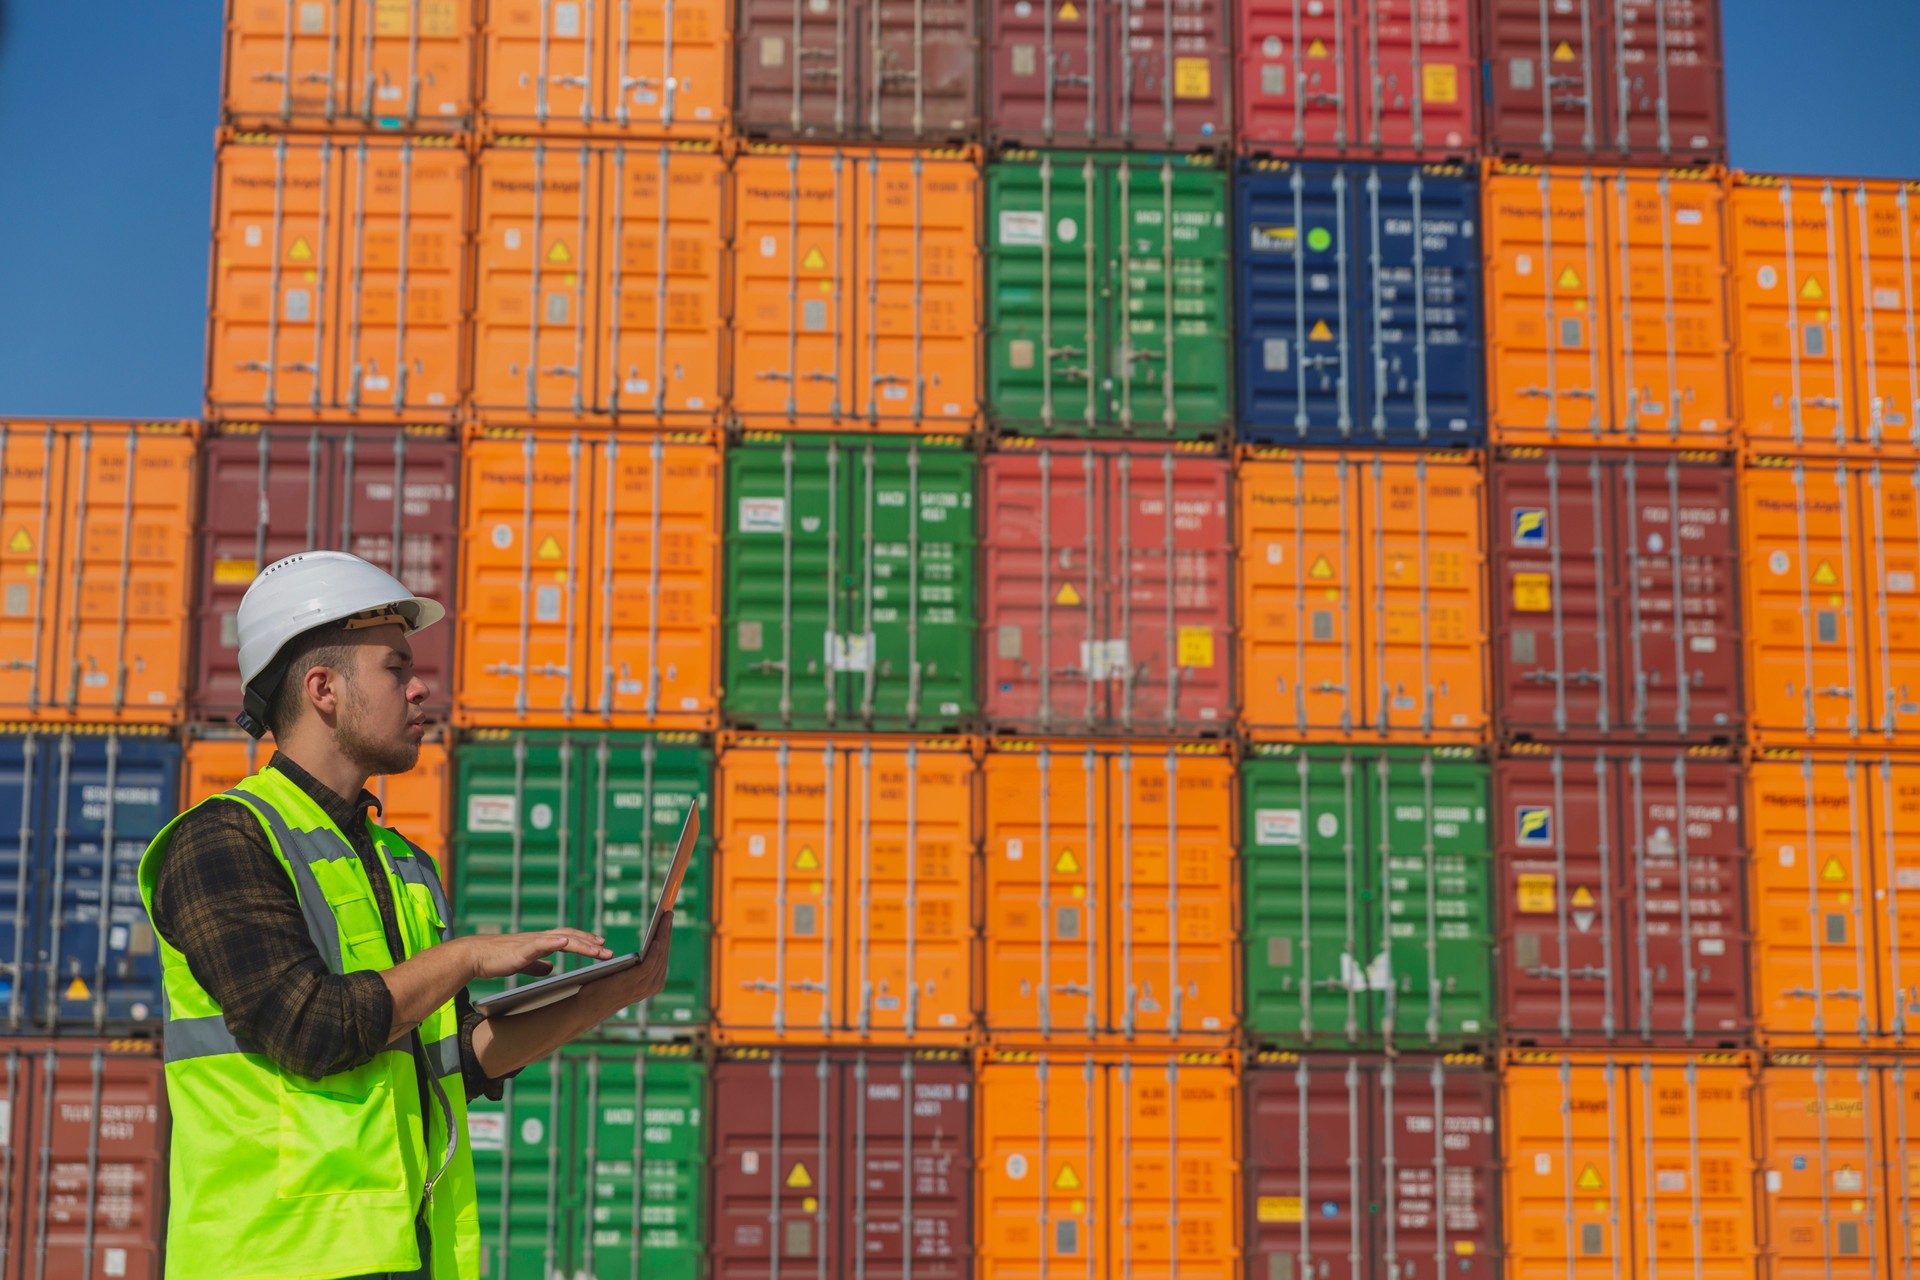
982, 741, 1237, 1046
1235, 0, 1478, 161
480, 0, 730, 137
982, 442, 1233, 738
709, 1048, 973, 1280
1237, 449, 1488, 742
984, 0, 1231, 149
207, 134, 468, 424
1484, 166, 1732, 447
730, 146, 980, 433
978, 1050, 1240, 1280
191, 424, 459, 724
1244, 1052, 1501, 1280
1482, 0, 1726, 166
714, 735, 977, 1044
735, 0, 977, 143
469, 1044, 707, 1280
1490, 450, 1742, 744
1235, 161, 1484, 448
456, 430, 720, 730
471, 141, 726, 429
985, 152, 1232, 439
1496, 747, 1751, 1048
1242, 744, 1494, 1051
1502, 1052, 1757, 1280
223, 0, 477, 131
452, 730, 712, 1036
0, 1039, 167, 1280
724, 435, 977, 733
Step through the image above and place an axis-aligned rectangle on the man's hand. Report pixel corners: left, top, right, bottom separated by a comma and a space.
457, 928, 613, 981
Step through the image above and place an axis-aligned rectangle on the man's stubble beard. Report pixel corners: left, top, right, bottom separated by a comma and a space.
335, 684, 421, 778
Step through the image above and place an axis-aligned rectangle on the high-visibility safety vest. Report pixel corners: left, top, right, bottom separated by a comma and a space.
137, 765, 480, 1280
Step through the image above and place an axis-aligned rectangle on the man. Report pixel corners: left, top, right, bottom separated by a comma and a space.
138, 551, 673, 1280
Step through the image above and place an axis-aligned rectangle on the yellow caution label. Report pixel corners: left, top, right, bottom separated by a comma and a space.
1553, 41, 1576, 63
1055, 582, 1082, 606
1308, 319, 1334, 342
1177, 626, 1214, 669
1822, 857, 1846, 883
537, 535, 563, 561
802, 246, 827, 270
795, 845, 820, 872
1557, 266, 1582, 290
1257, 1196, 1304, 1223
802, 1197, 818, 1213
213, 558, 258, 586
288, 236, 314, 263
1813, 559, 1838, 586
1054, 1164, 1081, 1191
1572, 885, 1596, 909
7, 529, 31, 554
1309, 554, 1334, 580
1057, 0, 1079, 18
1054, 849, 1080, 875
787, 1162, 813, 1188
1576, 1164, 1603, 1191
1423, 63, 1458, 104
65, 977, 89, 1001
1517, 873, 1557, 914
547, 240, 572, 265
421, 0, 457, 37
1802, 276, 1825, 301
1514, 572, 1553, 613
1454, 1243, 1476, 1257
1307, 38, 1328, 59
1174, 57, 1211, 100
374, 0, 411, 36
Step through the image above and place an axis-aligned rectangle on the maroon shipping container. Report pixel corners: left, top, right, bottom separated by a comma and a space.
984, 0, 1230, 149
735, 0, 979, 142
1491, 451, 1741, 744
1236, 0, 1478, 160
0, 1039, 167, 1280
982, 443, 1233, 737
1497, 748, 1751, 1048
190, 425, 459, 724
1244, 1052, 1500, 1280
1482, 0, 1725, 164
710, 1049, 973, 1280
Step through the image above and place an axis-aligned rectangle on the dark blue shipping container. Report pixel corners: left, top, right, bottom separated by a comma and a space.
1236, 161, 1484, 447
0, 731, 180, 1034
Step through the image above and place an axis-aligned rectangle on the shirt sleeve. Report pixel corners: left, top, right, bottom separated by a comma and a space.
149, 797, 396, 1081
454, 988, 519, 1103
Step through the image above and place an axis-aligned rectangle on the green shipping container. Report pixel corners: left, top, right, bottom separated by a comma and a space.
453, 730, 713, 1037
1242, 744, 1494, 1049
724, 434, 977, 731
470, 1044, 707, 1280
985, 151, 1231, 438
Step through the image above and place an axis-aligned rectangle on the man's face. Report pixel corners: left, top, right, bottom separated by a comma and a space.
333, 624, 429, 777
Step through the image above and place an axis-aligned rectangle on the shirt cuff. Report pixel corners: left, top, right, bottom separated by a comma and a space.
458, 1001, 520, 1103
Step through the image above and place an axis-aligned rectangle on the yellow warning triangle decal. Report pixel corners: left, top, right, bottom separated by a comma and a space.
1576, 1164, 1602, 1191
1054, 849, 1080, 875
547, 240, 572, 265
65, 977, 89, 1001
1572, 886, 1595, 908
1801, 276, 1825, 301
787, 1162, 813, 1189
537, 535, 563, 562
1557, 266, 1581, 290
1309, 554, 1333, 580
795, 845, 820, 872
1813, 560, 1838, 586
1307, 39, 1328, 59
1058, 0, 1079, 18
7, 529, 30, 553
288, 236, 313, 262
1056, 582, 1082, 606
802, 246, 827, 270
1308, 319, 1334, 341
1553, 41, 1576, 63
1054, 1164, 1081, 1191
1822, 857, 1846, 883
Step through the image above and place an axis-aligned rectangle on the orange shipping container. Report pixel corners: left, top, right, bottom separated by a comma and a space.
1238, 449, 1487, 742
223, 0, 476, 131
207, 134, 468, 424
480, 0, 728, 137
1756, 1056, 1904, 1279
713, 735, 976, 1043
981, 742, 1236, 1046
1503, 1052, 1757, 1280
731, 146, 979, 432
455, 430, 720, 729
1847, 182, 1920, 452
1485, 165, 1732, 446
0, 421, 196, 725
978, 1050, 1238, 1280
1881, 1060, 1920, 1272
471, 140, 725, 428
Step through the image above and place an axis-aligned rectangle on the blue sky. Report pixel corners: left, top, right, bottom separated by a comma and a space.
2, 1, 1918, 418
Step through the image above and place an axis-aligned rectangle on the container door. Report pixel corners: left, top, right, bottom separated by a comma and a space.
1357, 0, 1477, 158
1605, 0, 1724, 163
712, 1053, 841, 1280
1730, 180, 1854, 449
1757, 1061, 1883, 1280
1872, 755, 1920, 1046
568, 1049, 707, 1280
1235, 0, 1349, 153
840, 1056, 974, 1280
1107, 1057, 1238, 1279
978, 1056, 1102, 1280
1627, 1058, 1755, 1280
734, 0, 848, 137
0, 739, 33, 1033
224, 0, 349, 126
349, 0, 474, 128
1244, 1056, 1369, 1278
480, 0, 603, 130
1482, 0, 1601, 163
1608, 173, 1732, 443
611, 0, 728, 136
1376, 1059, 1501, 1279
866, 0, 979, 141
0, 426, 60, 719
984, 1, 1100, 147
985, 156, 1103, 434
1859, 462, 1920, 740
1848, 183, 1920, 450
1884, 1061, 1920, 1275
1502, 1059, 1632, 1277
1110, 0, 1229, 149
470, 1056, 569, 1280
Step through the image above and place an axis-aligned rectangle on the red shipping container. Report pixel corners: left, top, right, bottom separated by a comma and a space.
0, 1039, 167, 1280
191, 425, 459, 725
984, 0, 1231, 149
1244, 1052, 1501, 1280
1490, 450, 1742, 745
982, 442, 1234, 737
1236, 0, 1478, 160
1482, 0, 1725, 165
1497, 748, 1751, 1048
710, 1048, 972, 1279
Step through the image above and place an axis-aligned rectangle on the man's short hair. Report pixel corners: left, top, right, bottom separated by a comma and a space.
262, 622, 358, 738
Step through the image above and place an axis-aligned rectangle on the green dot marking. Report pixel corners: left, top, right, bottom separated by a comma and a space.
1307, 227, 1333, 252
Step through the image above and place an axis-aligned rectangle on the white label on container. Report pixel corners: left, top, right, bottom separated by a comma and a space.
1890, 571, 1916, 594
1689, 636, 1718, 653
1769, 550, 1790, 576
1267, 542, 1283, 565
1079, 639, 1130, 680
1876, 287, 1902, 310
530, 803, 553, 831
739, 497, 786, 533
1758, 265, 1778, 290
1699, 938, 1726, 956
1898, 867, 1920, 890
1779, 845, 1797, 868
1006, 838, 1024, 862
521, 1118, 545, 1145
1835, 1167, 1864, 1193
109, 925, 128, 952
0, 1108, 10, 1147
1317, 813, 1340, 839
748, 834, 766, 857
1656, 1170, 1687, 1193
1256, 808, 1302, 847
1766, 1170, 1783, 1192
826, 632, 873, 673
104, 1250, 127, 1278
504, 228, 521, 251
1534, 1153, 1552, 1175
1676, 208, 1703, 226
535, 585, 561, 623
1262, 36, 1282, 57
1515, 253, 1532, 276
491, 523, 513, 549
1006, 1154, 1029, 1180
467, 794, 517, 833
553, 3, 580, 37
245, 224, 262, 248
999, 210, 1046, 247
467, 1113, 505, 1152
1057, 216, 1078, 243
742, 1150, 760, 1175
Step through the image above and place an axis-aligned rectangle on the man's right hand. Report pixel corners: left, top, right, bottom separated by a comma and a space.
456, 929, 613, 981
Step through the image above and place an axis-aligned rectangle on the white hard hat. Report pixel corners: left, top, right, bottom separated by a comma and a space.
233, 550, 445, 738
